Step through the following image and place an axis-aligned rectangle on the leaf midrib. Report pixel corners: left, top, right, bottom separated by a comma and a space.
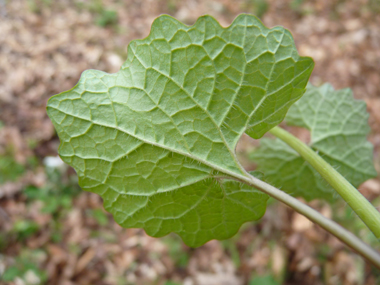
48, 106, 251, 183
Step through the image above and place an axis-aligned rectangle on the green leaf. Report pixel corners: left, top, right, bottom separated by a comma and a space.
251, 83, 377, 201
47, 14, 313, 246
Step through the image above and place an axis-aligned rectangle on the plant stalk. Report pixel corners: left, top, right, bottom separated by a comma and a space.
240, 172, 380, 269
269, 126, 380, 239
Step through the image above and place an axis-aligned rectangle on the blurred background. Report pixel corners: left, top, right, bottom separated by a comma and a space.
1, 0, 380, 284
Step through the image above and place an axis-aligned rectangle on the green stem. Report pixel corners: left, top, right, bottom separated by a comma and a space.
241, 173, 380, 269
269, 126, 380, 239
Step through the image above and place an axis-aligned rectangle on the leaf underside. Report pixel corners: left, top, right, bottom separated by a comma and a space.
47, 14, 313, 247
251, 83, 377, 201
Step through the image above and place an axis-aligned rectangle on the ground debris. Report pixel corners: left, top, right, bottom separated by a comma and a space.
1, 1, 380, 284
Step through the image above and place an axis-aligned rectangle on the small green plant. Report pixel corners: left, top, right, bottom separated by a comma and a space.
249, 0, 269, 18
1, 249, 48, 284
24, 164, 81, 214
162, 235, 189, 267
12, 220, 40, 240
47, 14, 380, 268
86, 208, 109, 226
0, 155, 25, 184
95, 9, 118, 27
76, 0, 118, 27
250, 275, 279, 285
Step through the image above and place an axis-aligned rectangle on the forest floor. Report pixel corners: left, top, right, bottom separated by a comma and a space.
1, 0, 380, 284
